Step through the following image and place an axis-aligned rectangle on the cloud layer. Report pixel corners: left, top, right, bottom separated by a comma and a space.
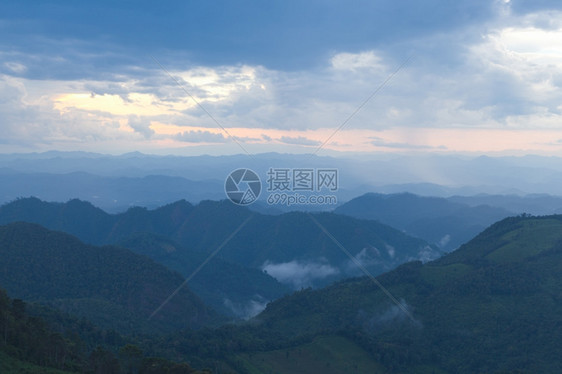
0, 1, 561, 155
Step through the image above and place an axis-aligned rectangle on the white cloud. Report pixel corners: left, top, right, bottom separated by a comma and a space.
4, 62, 26, 74
344, 247, 384, 275
174, 130, 226, 143
278, 136, 321, 146
128, 116, 154, 138
176, 65, 259, 102
262, 260, 339, 289
470, 23, 562, 103
386, 244, 396, 259
223, 296, 268, 320
417, 245, 440, 263
331, 51, 386, 72
438, 234, 451, 248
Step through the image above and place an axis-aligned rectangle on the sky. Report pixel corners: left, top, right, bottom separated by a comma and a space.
1, 0, 562, 156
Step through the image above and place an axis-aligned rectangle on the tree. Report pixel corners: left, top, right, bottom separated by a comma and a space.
11, 299, 25, 320
89, 346, 120, 374
119, 344, 143, 374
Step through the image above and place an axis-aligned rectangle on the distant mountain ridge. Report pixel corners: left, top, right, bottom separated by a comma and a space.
449, 193, 562, 215
335, 192, 513, 251
0, 170, 224, 212
5, 152, 562, 210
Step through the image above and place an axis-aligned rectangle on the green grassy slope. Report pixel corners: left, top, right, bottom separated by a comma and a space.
0, 351, 77, 374
236, 335, 385, 374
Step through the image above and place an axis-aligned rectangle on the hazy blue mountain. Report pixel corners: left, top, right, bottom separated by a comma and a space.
0, 150, 372, 211
4, 152, 562, 202
0, 198, 440, 317
0, 222, 218, 334
334, 192, 513, 251
371, 182, 527, 197
449, 193, 562, 216
0, 170, 224, 212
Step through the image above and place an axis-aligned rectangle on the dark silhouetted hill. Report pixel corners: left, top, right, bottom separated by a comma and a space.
0, 222, 218, 334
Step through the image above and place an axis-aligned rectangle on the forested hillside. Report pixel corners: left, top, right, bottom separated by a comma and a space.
0, 288, 213, 373
141, 214, 562, 373
0, 198, 439, 317
2, 212, 562, 372
0, 222, 218, 334
236, 214, 562, 373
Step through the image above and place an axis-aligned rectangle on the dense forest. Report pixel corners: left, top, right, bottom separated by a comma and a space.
0, 288, 212, 373
1, 208, 562, 372
0, 222, 218, 334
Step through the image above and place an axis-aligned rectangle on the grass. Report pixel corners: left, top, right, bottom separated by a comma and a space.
235, 335, 385, 374
420, 263, 472, 286
486, 219, 562, 262
0, 350, 76, 374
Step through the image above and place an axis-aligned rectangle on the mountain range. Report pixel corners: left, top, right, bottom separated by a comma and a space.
2, 200, 562, 372
5, 152, 562, 212
0, 197, 439, 318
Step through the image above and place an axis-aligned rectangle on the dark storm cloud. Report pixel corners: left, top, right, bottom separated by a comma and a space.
0, 0, 501, 78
